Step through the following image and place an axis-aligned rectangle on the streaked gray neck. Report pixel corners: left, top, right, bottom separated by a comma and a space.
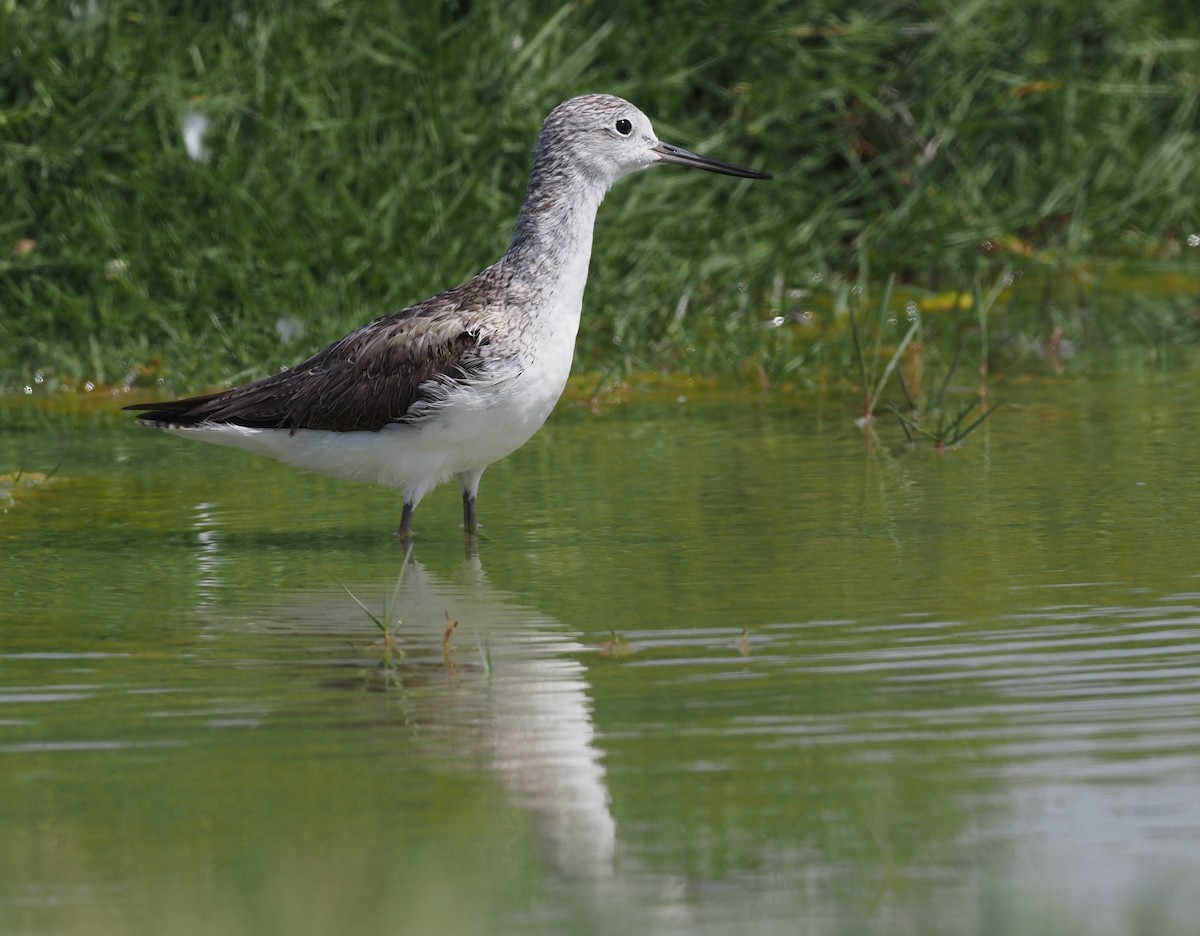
503, 144, 608, 292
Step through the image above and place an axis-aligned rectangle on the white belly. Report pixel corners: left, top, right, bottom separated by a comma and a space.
166, 325, 577, 507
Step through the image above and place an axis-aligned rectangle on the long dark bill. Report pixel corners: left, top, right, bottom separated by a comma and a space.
653, 141, 772, 180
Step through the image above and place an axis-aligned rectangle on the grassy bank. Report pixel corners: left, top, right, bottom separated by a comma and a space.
2, 0, 1199, 397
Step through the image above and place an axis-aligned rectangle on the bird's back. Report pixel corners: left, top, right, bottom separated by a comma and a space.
126, 271, 512, 434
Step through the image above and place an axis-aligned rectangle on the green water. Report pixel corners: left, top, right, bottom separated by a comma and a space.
3, 368, 1200, 935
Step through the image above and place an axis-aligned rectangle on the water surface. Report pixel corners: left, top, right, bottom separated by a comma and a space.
3, 367, 1200, 934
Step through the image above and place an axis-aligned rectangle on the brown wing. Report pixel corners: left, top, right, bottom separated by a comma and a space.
126, 294, 491, 433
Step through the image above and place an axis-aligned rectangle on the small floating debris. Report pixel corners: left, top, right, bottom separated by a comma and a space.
600, 631, 631, 659
0, 470, 56, 509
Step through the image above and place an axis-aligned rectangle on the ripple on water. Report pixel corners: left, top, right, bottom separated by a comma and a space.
602, 591, 1200, 786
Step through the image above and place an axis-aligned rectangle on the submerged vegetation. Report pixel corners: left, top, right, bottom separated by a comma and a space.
2, 0, 1198, 406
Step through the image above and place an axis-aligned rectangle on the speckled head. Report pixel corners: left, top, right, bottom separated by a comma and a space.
535, 93, 773, 188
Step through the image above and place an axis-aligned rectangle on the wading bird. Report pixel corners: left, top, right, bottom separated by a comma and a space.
126, 94, 771, 536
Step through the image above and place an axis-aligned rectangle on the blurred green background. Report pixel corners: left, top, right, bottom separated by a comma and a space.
2, 0, 1198, 391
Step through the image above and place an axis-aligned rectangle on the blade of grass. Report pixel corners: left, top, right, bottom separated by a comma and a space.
866, 318, 920, 418
951, 400, 1003, 442
336, 577, 385, 632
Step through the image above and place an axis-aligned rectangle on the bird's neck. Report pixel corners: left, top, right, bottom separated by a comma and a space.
503, 156, 609, 305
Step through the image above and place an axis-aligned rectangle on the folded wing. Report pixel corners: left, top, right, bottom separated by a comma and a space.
126, 301, 489, 433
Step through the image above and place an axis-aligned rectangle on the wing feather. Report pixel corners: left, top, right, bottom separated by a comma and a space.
126, 288, 494, 433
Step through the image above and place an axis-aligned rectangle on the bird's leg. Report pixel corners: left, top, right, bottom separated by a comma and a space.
456, 467, 485, 536
462, 490, 478, 535
396, 502, 415, 539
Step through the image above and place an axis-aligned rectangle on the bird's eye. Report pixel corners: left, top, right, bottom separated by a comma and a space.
615, 118, 633, 136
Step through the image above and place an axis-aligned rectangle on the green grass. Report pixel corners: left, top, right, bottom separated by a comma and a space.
337, 541, 413, 668
2, 0, 1199, 396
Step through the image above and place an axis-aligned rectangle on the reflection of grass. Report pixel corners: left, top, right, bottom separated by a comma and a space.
0, 468, 57, 507
474, 631, 492, 678
890, 272, 1007, 449
895, 396, 1001, 450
